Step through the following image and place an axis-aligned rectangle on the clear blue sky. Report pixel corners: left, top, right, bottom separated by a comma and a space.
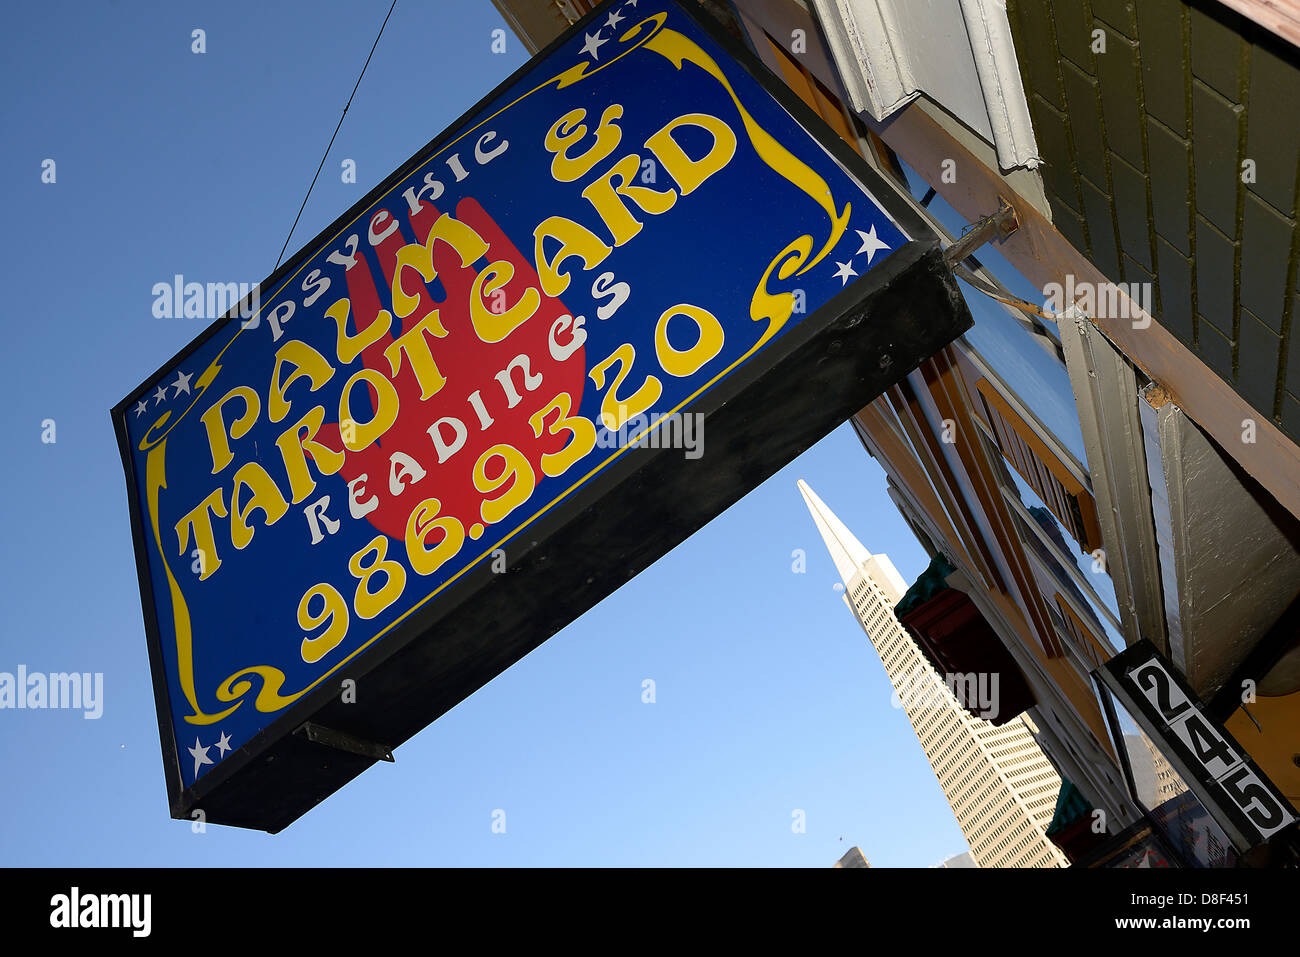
0, 0, 966, 866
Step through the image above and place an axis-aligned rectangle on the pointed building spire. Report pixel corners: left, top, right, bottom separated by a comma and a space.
797, 479, 872, 586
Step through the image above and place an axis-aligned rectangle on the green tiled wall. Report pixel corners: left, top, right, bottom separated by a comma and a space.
1006, 0, 1300, 441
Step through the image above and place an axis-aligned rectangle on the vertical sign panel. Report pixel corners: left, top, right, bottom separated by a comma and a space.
1098, 640, 1297, 852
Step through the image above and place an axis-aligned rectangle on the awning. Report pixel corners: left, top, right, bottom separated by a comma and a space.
1045, 779, 1091, 838
1045, 779, 1109, 864
894, 554, 1036, 725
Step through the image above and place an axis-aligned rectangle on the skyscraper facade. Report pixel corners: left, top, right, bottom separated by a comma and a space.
800, 480, 1068, 868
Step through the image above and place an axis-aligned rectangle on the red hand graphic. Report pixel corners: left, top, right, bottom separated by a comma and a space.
311, 196, 586, 548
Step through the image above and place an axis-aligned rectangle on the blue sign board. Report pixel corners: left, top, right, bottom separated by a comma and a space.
113, 0, 966, 829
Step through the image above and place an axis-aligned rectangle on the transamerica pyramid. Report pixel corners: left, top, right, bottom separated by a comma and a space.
798, 479, 1067, 868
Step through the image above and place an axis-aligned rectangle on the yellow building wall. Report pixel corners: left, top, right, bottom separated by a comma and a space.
1225, 692, 1300, 813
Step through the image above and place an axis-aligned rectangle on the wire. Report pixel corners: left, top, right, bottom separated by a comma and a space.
274, 0, 400, 271
952, 262, 1067, 364
952, 263, 1058, 323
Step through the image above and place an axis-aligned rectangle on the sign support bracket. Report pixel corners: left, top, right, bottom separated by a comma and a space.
296, 722, 395, 763
943, 199, 1019, 266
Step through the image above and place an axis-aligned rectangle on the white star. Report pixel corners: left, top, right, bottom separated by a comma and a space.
580, 30, 607, 60
625, 0, 638, 6
833, 260, 858, 286
606, 9, 624, 29
189, 737, 213, 778
133, 400, 148, 418
855, 225, 891, 265
171, 370, 193, 397
214, 731, 232, 758
153, 385, 168, 405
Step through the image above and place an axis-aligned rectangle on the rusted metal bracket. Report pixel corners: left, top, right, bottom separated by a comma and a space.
943, 199, 1019, 266
296, 721, 395, 762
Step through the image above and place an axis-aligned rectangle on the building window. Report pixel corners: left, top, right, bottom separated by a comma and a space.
975, 378, 1103, 554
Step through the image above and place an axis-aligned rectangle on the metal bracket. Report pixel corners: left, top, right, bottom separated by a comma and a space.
943, 199, 1019, 266
553, 0, 582, 24
296, 722, 394, 762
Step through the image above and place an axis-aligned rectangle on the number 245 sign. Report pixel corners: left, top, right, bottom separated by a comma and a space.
1102, 642, 1296, 850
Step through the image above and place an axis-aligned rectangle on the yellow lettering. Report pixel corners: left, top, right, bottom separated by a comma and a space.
404, 498, 465, 576
270, 340, 335, 424
528, 392, 597, 477
348, 535, 407, 620
298, 582, 350, 664
328, 297, 393, 364
588, 344, 662, 431
473, 444, 537, 526
581, 153, 677, 246
654, 304, 725, 377
533, 216, 612, 298
230, 461, 290, 550
339, 368, 400, 451
383, 309, 450, 400
174, 488, 228, 581
391, 213, 490, 319
645, 112, 738, 195
469, 260, 541, 343
275, 405, 345, 504
199, 386, 260, 475
544, 105, 624, 182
